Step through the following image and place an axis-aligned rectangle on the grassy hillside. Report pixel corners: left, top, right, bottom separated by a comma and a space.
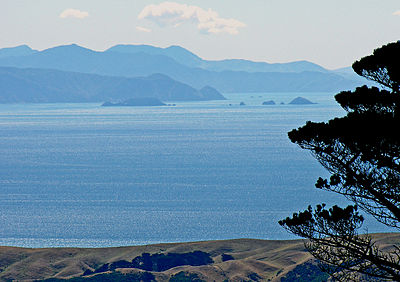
0, 233, 398, 281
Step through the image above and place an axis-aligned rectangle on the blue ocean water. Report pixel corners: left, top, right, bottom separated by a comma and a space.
0, 93, 389, 248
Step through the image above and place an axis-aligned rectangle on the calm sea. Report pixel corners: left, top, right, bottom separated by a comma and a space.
0, 93, 389, 248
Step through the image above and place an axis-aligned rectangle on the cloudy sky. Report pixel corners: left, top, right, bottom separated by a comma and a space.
1, 0, 399, 69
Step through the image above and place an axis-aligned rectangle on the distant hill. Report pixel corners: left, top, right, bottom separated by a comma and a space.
0, 44, 196, 76
333, 66, 378, 87
289, 97, 315, 105
0, 67, 225, 103
185, 70, 360, 92
0, 238, 314, 281
0, 44, 365, 93
0, 45, 37, 59
333, 66, 361, 80
107, 44, 203, 69
0, 233, 398, 281
107, 44, 328, 73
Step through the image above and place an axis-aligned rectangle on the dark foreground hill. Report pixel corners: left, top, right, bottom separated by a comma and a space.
0, 44, 363, 93
0, 233, 398, 281
0, 67, 224, 103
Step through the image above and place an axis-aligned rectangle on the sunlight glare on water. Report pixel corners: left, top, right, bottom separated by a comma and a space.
0, 93, 388, 248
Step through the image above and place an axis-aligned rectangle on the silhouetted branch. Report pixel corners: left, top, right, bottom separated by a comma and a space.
281, 41, 400, 280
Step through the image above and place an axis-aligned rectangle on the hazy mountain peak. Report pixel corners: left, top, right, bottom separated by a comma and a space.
165, 45, 201, 58
333, 66, 353, 74
107, 44, 160, 53
106, 44, 202, 67
0, 45, 37, 58
43, 44, 96, 54
166, 45, 185, 50
2, 44, 32, 50
0, 43, 363, 93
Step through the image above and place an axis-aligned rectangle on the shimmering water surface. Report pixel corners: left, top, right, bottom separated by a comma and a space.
0, 93, 388, 248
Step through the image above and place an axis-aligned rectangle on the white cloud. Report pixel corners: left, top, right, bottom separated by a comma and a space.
60, 8, 89, 19
136, 26, 152, 32
393, 10, 400, 16
138, 2, 246, 35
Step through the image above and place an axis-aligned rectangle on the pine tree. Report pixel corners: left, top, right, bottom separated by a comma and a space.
279, 41, 400, 281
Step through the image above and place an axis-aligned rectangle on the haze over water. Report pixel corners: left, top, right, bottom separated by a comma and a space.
0, 93, 388, 248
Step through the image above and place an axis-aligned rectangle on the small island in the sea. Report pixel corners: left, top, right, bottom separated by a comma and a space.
288, 97, 316, 105
102, 97, 166, 107
262, 100, 276, 105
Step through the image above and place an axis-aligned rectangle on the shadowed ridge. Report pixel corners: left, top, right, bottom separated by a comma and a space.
1, 235, 398, 281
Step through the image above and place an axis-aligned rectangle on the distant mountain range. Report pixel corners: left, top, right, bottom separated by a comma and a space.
0, 45, 37, 59
0, 44, 368, 103
0, 67, 224, 103
106, 44, 329, 73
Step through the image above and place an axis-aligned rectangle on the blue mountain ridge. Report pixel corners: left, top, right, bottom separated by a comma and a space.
0, 44, 366, 94
0, 45, 37, 59
106, 44, 328, 73
0, 66, 225, 103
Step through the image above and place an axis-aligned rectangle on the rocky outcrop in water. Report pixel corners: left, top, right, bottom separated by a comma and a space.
289, 97, 315, 105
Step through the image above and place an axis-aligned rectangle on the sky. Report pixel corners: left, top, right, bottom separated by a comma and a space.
1, 0, 399, 69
